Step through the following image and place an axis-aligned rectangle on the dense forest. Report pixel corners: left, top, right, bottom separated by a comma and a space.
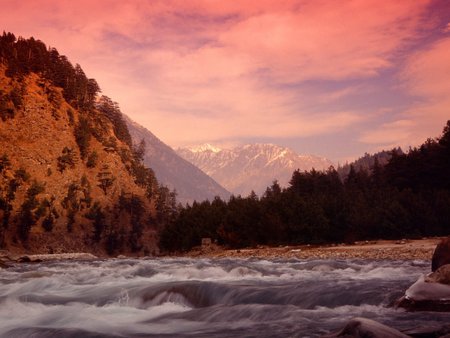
160, 121, 450, 252
0, 32, 178, 255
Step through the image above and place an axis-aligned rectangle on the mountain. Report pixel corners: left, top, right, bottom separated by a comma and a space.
125, 117, 230, 204
337, 148, 403, 179
177, 143, 334, 196
0, 33, 166, 256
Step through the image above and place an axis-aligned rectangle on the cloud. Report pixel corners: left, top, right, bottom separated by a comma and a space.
359, 119, 415, 145
445, 22, 450, 33
0, 0, 442, 158
359, 36, 450, 151
401, 37, 450, 99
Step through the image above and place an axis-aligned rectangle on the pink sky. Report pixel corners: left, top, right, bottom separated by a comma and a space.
1, 0, 449, 162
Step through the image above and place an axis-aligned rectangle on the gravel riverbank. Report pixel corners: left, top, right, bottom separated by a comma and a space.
183, 238, 443, 261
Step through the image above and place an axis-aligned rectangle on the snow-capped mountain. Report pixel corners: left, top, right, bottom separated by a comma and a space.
177, 143, 334, 196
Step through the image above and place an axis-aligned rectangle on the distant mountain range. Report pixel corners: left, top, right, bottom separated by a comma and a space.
125, 118, 230, 204
177, 143, 334, 196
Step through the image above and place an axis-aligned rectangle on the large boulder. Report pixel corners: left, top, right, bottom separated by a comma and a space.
426, 264, 450, 285
432, 237, 450, 272
396, 238, 450, 312
396, 265, 450, 312
322, 317, 409, 338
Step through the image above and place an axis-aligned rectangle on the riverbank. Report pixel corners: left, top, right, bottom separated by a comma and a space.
0, 237, 443, 265
183, 237, 443, 261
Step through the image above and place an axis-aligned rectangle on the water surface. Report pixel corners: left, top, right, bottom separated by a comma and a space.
1, 258, 449, 337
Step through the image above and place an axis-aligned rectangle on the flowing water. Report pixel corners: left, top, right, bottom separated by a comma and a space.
0, 258, 449, 337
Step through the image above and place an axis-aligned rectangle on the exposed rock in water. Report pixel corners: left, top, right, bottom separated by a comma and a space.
396, 274, 450, 312
426, 264, 450, 285
396, 238, 450, 312
402, 324, 450, 337
322, 317, 409, 338
17, 253, 98, 262
432, 237, 450, 272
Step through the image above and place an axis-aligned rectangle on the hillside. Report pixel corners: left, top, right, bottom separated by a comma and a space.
177, 143, 333, 196
0, 33, 171, 256
337, 148, 403, 179
125, 117, 230, 204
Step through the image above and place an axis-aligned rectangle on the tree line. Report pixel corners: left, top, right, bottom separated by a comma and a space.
0, 31, 100, 111
160, 121, 450, 252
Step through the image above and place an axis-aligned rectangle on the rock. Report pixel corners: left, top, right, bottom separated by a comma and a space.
396, 238, 450, 312
16, 253, 97, 263
322, 317, 409, 338
396, 275, 450, 312
432, 237, 450, 272
18, 255, 31, 263
0, 259, 10, 268
425, 264, 450, 285
402, 324, 450, 337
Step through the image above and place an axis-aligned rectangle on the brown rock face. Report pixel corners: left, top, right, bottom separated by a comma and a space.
432, 237, 450, 272
0, 66, 159, 256
426, 264, 450, 285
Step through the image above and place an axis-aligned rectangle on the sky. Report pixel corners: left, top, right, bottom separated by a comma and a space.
1, 0, 450, 163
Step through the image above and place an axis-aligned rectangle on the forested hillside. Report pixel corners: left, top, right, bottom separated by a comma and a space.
0, 32, 177, 255
160, 122, 450, 251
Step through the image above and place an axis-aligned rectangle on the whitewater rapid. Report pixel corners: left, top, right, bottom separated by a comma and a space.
0, 258, 449, 337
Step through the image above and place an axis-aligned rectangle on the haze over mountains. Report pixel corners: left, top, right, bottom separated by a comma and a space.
178, 143, 334, 196
125, 117, 230, 204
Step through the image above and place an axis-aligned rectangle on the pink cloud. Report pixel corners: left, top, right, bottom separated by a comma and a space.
217, 0, 431, 82
360, 36, 450, 151
0, 0, 443, 158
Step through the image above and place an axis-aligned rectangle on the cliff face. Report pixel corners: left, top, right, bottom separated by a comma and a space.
0, 65, 158, 256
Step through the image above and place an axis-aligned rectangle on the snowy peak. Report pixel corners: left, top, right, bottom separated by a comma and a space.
177, 143, 334, 196
188, 143, 222, 153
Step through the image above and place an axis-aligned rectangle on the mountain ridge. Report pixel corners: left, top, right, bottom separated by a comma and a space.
125, 118, 230, 204
177, 143, 334, 196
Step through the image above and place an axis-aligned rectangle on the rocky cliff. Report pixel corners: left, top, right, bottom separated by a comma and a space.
0, 34, 162, 256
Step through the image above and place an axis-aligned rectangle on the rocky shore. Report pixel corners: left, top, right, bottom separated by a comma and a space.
0, 251, 98, 266
0, 238, 443, 266
183, 238, 443, 261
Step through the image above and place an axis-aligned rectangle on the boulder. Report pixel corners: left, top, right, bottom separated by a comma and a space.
396, 274, 450, 311
402, 324, 450, 337
322, 317, 409, 338
432, 237, 450, 272
396, 239, 450, 312
425, 264, 450, 285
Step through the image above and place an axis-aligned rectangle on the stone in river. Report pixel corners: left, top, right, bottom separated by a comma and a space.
432, 237, 450, 272
322, 317, 409, 338
396, 274, 450, 312
425, 264, 450, 285
396, 238, 450, 312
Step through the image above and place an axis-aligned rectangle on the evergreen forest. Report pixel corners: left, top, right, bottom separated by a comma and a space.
160, 121, 450, 252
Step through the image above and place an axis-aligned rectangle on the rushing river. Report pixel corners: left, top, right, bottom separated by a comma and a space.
0, 258, 449, 337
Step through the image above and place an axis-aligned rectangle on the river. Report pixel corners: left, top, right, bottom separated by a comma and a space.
0, 258, 449, 337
